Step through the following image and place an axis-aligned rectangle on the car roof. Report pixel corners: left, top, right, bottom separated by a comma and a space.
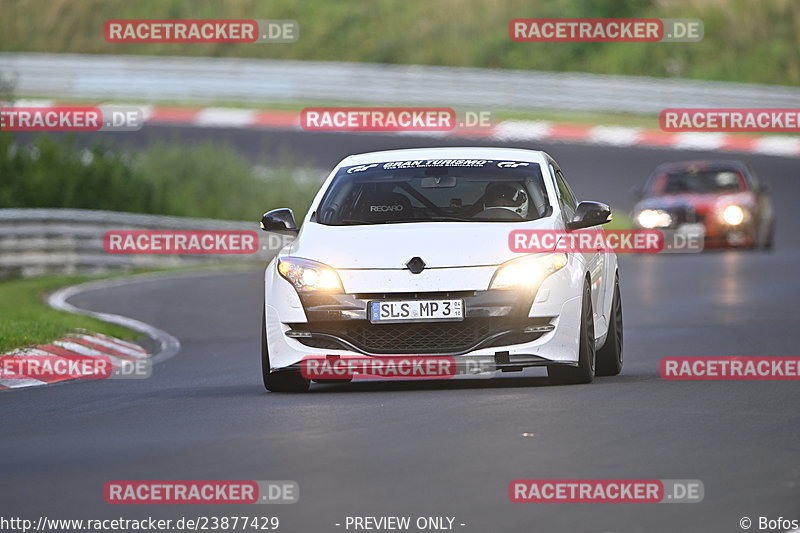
338, 147, 551, 166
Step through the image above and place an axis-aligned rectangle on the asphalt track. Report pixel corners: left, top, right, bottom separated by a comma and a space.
2, 126, 799, 533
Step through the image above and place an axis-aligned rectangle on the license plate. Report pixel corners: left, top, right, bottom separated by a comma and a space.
677, 223, 705, 236
369, 299, 464, 324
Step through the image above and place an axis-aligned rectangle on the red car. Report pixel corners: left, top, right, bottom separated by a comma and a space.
632, 160, 775, 249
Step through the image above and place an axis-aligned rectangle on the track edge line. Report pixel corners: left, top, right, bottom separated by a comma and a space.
47, 274, 182, 365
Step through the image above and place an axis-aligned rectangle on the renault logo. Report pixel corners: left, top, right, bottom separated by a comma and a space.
405, 257, 426, 274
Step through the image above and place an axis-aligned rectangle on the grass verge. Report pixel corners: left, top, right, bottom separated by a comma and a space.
0, 275, 139, 353
0, 263, 268, 354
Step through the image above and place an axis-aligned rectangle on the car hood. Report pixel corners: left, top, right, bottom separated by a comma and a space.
283, 218, 559, 269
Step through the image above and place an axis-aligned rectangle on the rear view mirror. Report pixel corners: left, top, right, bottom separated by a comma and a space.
421, 176, 457, 188
260, 208, 298, 234
567, 201, 612, 230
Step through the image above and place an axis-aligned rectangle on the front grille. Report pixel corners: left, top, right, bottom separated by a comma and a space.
290, 318, 547, 354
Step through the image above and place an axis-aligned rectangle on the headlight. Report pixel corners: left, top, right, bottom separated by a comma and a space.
721, 204, 745, 225
489, 253, 568, 290
277, 257, 343, 293
636, 209, 673, 229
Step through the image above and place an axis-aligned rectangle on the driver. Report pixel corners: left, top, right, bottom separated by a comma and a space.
482, 182, 529, 217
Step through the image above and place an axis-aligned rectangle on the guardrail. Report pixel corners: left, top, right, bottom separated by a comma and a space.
1, 53, 799, 115
0, 208, 286, 278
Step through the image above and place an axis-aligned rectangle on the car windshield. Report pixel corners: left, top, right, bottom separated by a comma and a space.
652, 169, 745, 195
315, 159, 549, 225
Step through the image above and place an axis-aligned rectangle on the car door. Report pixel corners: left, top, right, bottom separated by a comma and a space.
551, 161, 606, 328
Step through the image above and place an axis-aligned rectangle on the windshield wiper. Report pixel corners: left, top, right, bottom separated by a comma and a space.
337, 219, 373, 225
336, 218, 418, 225
426, 216, 475, 222
334, 216, 476, 225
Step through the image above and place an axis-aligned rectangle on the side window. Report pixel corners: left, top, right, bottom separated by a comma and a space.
554, 169, 578, 218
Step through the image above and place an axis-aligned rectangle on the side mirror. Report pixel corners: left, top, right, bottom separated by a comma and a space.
567, 201, 612, 230
260, 208, 298, 234
758, 182, 770, 193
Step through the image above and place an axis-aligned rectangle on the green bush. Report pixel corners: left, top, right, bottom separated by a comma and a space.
0, 132, 322, 221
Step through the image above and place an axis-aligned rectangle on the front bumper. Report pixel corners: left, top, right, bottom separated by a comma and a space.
633, 205, 755, 249
701, 221, 756, 248
265, 263, 584, 372
289, 290, 554, 355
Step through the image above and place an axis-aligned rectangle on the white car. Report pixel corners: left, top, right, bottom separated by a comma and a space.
260, 147, 622, 392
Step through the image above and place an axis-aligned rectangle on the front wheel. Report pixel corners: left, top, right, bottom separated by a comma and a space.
262, 309, 310, 393
595, 274, 623, 376
762, 219, 775, 250
548, 280, 595, 385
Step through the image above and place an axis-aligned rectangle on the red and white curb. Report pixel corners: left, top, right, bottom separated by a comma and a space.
9, 99, 800, 158
0, 331, 149, 390
0, 272, 183, 391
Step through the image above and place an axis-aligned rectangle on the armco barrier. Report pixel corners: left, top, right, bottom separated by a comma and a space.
0, 208, 287, 278
1, 53, 799, 115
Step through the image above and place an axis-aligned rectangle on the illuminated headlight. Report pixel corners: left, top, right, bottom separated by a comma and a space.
277, 257, 343, 293
636, 209, 673, 229
721, 204, 746, 226
490, 253, 568, 290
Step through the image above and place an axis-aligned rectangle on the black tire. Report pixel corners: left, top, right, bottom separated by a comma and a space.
548, 280, 595, 385
596, 274, 623, 376
763, 220, 775, 250
261, 309, 310, 393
